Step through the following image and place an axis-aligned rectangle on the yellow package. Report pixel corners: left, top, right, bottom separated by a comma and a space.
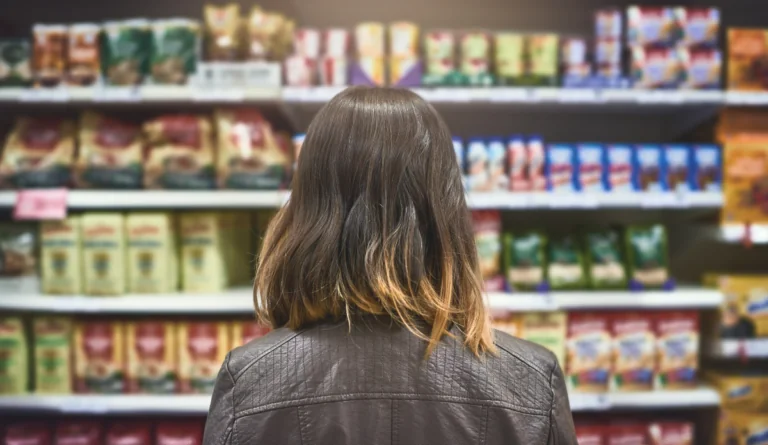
707, 371, 768, 411
722, 141, 768, 225
716, 275, 768, 338
203, 3, 242, 61
0, 317, 28, 394
655, 311, 699, 390
178, 321, 229, 394
180, 213, 226, 292
40, 217, 82, 295
73, 320, 125, 393
126, 320, 177, 393
126, 213, 175, 293
356, 22, 385, 57
719, 410, 768, 445
231, 321, 270, 349
521, 312, 567, 367
82, 213, 126, 296
389, 22, 419, 58
33, 316, 72, 394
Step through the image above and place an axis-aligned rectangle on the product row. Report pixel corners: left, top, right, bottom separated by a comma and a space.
0, 316, 269, 395
493, 310, 700, 393
473, 212, 670, 292
1, 419, 205, 445
0, 112, 293, 190
575, 421, 693, 445
453, 136, 721, 193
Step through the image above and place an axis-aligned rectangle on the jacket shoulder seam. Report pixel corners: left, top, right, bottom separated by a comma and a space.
494, 341, 552, 382
232, 330, 304, 382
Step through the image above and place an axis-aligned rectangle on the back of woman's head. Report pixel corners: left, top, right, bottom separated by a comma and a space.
255, 86, 495, 355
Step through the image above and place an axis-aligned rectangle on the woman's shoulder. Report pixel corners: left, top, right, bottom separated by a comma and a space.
226, 327, 302, 379
492, 329, 560, 382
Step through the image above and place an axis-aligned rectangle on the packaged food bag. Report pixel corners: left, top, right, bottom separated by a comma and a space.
0, 224, 36, 277
101, 19, 150, 86
625, 225, 669, 288
0, 317, 28, 394
126, 321, 177, 394
586, 230, 627, 289
180, 213, 226, 292
156, 421, 205, 445
0, 39, 33, 87
150, 19, 200, 85
654, 311, 698, 389
610, 313, 655, 392
178, 321, 229, 393
203, 3, 242, 61
144, 115, 215, 189
521, 312, 567, 366
74, 321, 125, 393
32, 24, 67, 87
471, 210, 502, 281
55, 421, 103, 445
82, 213, 126, 296
215, 109, 290, 190
33, 316, 73, 394
77, 112, 143, 189
0, 117, 75, 188
40, 217, 82, 295
68, 23, 101, 86
503, 232, 547, 290
566, 312, 611, 393
247, 7, 294, 61
548, 235, 587, 290
127, 213, 177, 293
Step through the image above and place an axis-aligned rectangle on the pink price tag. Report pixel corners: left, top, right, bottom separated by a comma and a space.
14, 189, 68, 220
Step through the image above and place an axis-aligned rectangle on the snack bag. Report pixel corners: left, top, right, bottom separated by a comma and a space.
528, 136, 546, 191
625, 225, 669, 288
487, 138, 508, 191
627, 6, 682, 46
3, 424, 52, 445
577, 144, 605, 192
56, 421, 103, 445
74, 321, 125, 393
521, 312, 567, 367
180, 213, 227, 292
586, 230, 626, 289
33, 316, 73, 394
127, 213, 177, 293
32, 24, 67, 87
566, 312, 611, 392
610, 313, 655, 392
68, 23, 101, 86
492, 314, 521, 338
156, 421, 205, 445
648, 422, 693, 445
528, 34, 559, 86
471, 211, 502, 283
126, 321, 177, 394
77, 112, 143, 189
203, 4, 242, 61
495, 33, 524, 85
215, 109, 290, 190
40, 217, 82, 295
604, 144, 635, 192
0, 317, 28, 394
460, 32, 492, 85
0, 117, 75, 188
503, 232, 547, 290
231, 321, 270, 348
178, 321, 229, 394
82, 213, 126, 296
0, 224, 36, 277
631, 46, 684, 89
680, 48, 721, 90
716, 275, 768, 339
102, 19, 150, 86
150, 19, 200, 85
664, 145, 693, 193
718, 410, 768, 445
635, 144, 665, 192
546, 144, 578, 192
654, 311, 698, 389
144, 115, 215, 189
423, 31, 455, 85
465, 139, 489, 191
507, 136, 528, 192
356, 22, 385, 58
728, 29, 768, 91
247, 8, 294, 61
548, 235, 587, 290
678, 7, 720, 48
0, 39, 32, 87
707, 370, 768, 411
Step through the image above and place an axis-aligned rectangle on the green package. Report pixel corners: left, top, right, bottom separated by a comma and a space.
0, 317, 28, 394
586, 230, 627, 289
0, 39, 32, 87
626, 225, 669, 288
33, 317, 73, 394
101, 19, 150, 86
150, 19, 200, 85
503, 232, 546, 290
495, 33, 524, 84
548, 235, 587, 290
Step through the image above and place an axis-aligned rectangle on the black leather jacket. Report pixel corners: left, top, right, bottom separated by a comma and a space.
203, 317, 577, 445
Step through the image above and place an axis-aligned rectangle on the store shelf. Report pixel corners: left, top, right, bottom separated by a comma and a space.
708, 339, 768, 359
0, 389, 720, 414
0, 279, 723, 313
0, 191, 722, 210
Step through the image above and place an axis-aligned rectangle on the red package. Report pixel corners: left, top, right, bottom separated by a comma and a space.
319, 56, 348, 86
156, 421, 204, 445
4, 424, 52, 445
648, 422, 693, 445
607, 424, 649, 445
507, 136, 528, 192
527, 137, 546, 191
232, 321, 271, 348
576, 425, 606, 445
105, 422, 152, 445
55, 421, 102, 445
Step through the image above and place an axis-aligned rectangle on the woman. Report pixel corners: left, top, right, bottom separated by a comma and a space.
204, 87, 577, 445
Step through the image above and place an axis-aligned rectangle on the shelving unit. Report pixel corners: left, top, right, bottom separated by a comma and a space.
708, 339, 768, 359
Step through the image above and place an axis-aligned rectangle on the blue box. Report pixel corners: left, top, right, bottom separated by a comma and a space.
603, 144, 636, 192
635, 144, 666, 191
692, 144, 721, 191
663, 144, 693, 192
576, 143, 605, 192
465, 138, 488, 191
546, 144, 578, 192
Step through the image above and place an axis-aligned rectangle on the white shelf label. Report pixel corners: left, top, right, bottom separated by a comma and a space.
193, 89, 245, 102
490, 88, 530, 102
93, 87, 141, 102
19, 89, 69, 102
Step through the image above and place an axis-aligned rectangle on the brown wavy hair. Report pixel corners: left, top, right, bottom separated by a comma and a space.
254, 86, 496, 356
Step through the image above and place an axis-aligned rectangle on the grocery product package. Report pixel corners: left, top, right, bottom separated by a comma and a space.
492, 314, 521, 338
126, 213, 178, 293
231, 321, 270, 348
388, 22, 420, 86
460, 31, 492, 86
178, 321, 229, 393
215, 109, 291, 190
56, 421, 103, 445
0, 39, 32, 87
610, 313, 655, 392
33, 316, 73, 393
722, 142, 768, 225
548, 235, 587, 290
586, 230, 627, 289
76, 112, 144, 189
3, 424, 52, 445
520, 312, 567, 366
180, 213, 227, 292
503, 232, 547, 290
82, 213, 126, 296
630, 46, 685, 89
150, 19, 200, 85
354, 22, 385, 85
423, 31, 455, 85
106, 421, 152, 445
68, 23, 101, 86
0, 317, 28, 394
625, 225, 669, 288
126, 320, 177, 393
627, 6, 682, 47
654, 311, 698, 389
144, 115, 215, 189
101, 19, 151, 86
664, 144, 693, 192
706, 370, 768, 411
566, 312, 611, 392
576, 144, 605, 192
0, 224, 36, 277
156, 421, 205, 445
495, 34, 558, 86
0, 117, 75, 188
728, 29, 768, 91
32, 24, 67, 87
203, 4, 242, 61
40, 217, 82, 295
546, 144, 577, 192
247, 7, 294, 61
718, 410, 768, 445
714, 275, 768, 338
74, 321, 125, 393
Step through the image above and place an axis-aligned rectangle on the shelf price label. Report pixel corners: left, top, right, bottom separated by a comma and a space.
14, 189, 68, 220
